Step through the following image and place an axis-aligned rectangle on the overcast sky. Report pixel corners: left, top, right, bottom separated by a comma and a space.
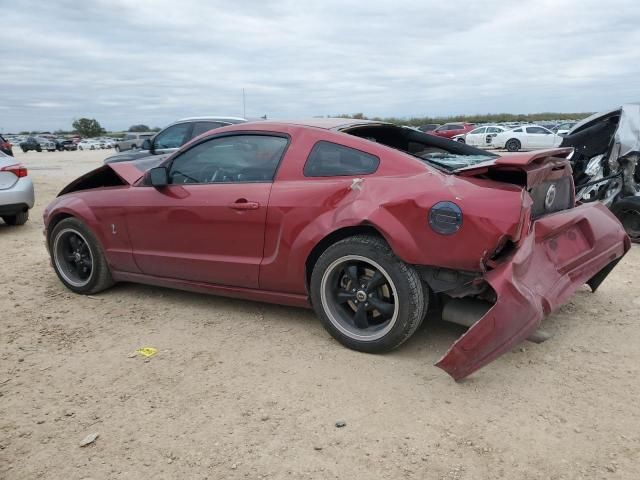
1, 0, 639, 132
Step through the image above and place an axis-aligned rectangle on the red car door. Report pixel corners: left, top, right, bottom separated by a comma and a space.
124, 134, 289, 289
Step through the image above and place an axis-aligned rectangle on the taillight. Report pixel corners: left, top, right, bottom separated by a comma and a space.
1, 163, 28, 178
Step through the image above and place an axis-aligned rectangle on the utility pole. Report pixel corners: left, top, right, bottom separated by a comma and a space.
242, 88, 246, 119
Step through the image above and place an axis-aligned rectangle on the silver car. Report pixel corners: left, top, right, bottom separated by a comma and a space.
114, 132, 155, 152
104, 116, 247, 164
0, 151, 35, 225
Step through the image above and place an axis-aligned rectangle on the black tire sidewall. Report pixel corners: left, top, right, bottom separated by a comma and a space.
506, 139, 520, 152
611, 198, 640, 242
48, 218, 113, 294
310, 235, 425, 353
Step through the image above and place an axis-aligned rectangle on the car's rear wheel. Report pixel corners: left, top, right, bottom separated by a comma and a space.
2, 210, 29, 226
310, 235, 425, 353
114, 145, 120, 152
505, 139, 521, 152
49, 218, 114, 294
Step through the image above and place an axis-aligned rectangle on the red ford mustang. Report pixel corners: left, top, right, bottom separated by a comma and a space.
43, 119, 630, 380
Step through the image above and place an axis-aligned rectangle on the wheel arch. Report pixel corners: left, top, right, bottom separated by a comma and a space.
47, 212, 75, 239
304, 224, 389, 290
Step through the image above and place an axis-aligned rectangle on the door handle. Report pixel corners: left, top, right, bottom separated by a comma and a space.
229, 199, 260, 210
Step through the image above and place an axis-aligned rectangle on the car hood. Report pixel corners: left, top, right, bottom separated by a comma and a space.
58, 156, 167, 196
104, 150, 152, 163
109, 155, 168, 183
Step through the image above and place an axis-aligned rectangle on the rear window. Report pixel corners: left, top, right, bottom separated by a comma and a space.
304, 141, 379, 177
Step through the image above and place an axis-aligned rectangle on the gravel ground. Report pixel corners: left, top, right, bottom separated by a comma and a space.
1, 148, 639, 480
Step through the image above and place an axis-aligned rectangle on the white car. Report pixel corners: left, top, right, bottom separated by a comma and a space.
453, 125, 509, 148
491, 125, 562, 152
554, 121, 577, 136
77, 140, 103, 151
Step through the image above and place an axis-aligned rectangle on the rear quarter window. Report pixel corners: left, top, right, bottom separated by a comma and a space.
303, 141, 379, 177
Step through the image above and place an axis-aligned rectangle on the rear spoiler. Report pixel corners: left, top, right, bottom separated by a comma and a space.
455, 148, 574, 175
454, 148, 575, 190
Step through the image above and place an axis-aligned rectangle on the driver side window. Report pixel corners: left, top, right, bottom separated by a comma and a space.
154, 123, 192, 149
168, 135, 288, 184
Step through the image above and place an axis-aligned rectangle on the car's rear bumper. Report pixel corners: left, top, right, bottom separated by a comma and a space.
0, 177, 35, 210
436, 202, 631, 380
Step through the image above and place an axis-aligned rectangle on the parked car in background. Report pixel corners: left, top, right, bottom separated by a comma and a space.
0, 134, 13, 156
491, 125, 562, 152
538, 122, 558, 131
0, 151, 34, 226
429, 123, 475, 139
56, 139, 78, 151
43, 118, 629, 380
417, 124, 440, 133
77, 139, 103, 151
553, 121, 577, 136
96, 138, 115, 149
105, 116, 247, 163
114, 132, 155, 152
452, 125, 509, 147
20, 137, 56, 152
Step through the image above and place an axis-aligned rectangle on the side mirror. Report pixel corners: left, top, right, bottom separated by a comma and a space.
149, 166, 168, 187
142, 138, 152, 151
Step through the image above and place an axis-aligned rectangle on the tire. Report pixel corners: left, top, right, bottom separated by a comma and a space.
310, 235, 426, 353
2, 210, 29, 226
114, 145, 120, 152
131, 144, 138, 150
21, 148, 27, 153
505, 139, 521, 152
48, 217, 114, 294
456, 138, 466, 143
611, 197, 640, 243
36, 147, 42, 152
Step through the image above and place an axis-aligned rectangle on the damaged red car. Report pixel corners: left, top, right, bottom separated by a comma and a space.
43, 119, 631, 380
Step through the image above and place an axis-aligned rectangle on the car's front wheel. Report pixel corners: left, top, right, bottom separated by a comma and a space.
310, 235, 426, 353
2, 210, 29, 226
49, 218, 114, 294
457, 138, 466, 143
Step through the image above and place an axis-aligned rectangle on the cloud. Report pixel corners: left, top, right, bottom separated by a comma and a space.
1, 0, 639, 131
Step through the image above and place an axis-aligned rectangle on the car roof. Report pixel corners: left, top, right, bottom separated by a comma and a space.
175, 116, 248, 123
238, 118, 390, 131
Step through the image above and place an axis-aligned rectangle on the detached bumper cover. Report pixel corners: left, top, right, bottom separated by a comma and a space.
436, 202, 631, 380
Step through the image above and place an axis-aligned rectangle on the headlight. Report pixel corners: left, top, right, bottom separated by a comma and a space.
429, 201, 463, 235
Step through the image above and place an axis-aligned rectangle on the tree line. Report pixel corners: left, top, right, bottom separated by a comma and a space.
333, 112, 592, 126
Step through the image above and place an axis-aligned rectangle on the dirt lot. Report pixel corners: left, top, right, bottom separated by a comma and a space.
1, 148, 639, 480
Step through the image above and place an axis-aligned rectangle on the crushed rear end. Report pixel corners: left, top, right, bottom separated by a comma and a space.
436, 148, 631, 380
